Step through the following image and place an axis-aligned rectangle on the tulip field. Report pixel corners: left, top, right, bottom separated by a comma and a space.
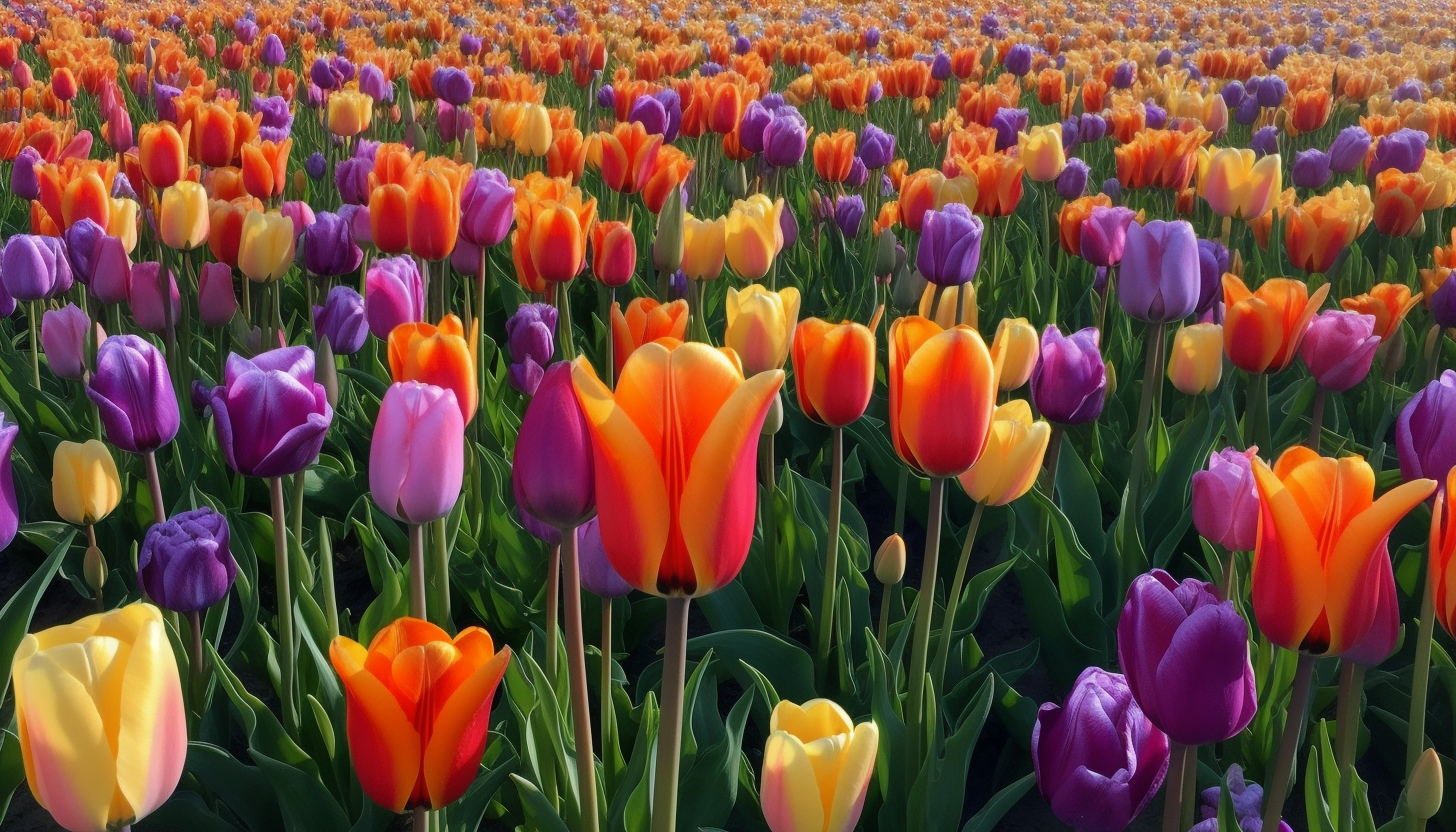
7, 1, 1456, 832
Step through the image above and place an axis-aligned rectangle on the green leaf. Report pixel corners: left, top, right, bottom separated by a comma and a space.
513, 773, 572, 832
961, 773, 1035, 832
687, 629, 815, 704
184, 742, 286, 832
0, 526, 73, 703
0, 726, 25, 823
678, 688, 755, 831
908, 677, 994, 832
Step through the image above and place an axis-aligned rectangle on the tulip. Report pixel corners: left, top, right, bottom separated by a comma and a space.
1032, 325, 1107, 425
1299, 310, 1379, 393
210, 347, 333, 478
0, 415, 14, 550
682, 214, 728, 281
724, 285, 801, 378
1033, 667, 1170, 832
527, 200, 592, 283
1397, 371, 1456, 483
1251, 447, 1434, 655
241, 138, 291, 201
1118, 570, 1257, 746
957, 400, 1049, 506
124, 263, 181, 337
11, 147, 42, 201
237, 210, 296, 283
138, 507, 236, 612
365, 257, 425, 341
159, 182, 209, 251
791, 317, 876, 428
724, 195, 784, 280
1192, 447, 1260, 552
1167, 323, 1223, 395
314, 286, 368, 355
813, 129, 856, 183
1373, 169, 1433, 237
389, 315, 477, 424
760, 698, 878, 832
330, 619, 511, 812
369, 184, 410, 254
1340, 283, 1421, 342
1199, 148, 1282, 219
371, 382, 464, 524
138, 122, 188, 189
1118, 219, 1200, 322
916, 203, 983, 286
302, 211, 363, 277
578, 517, 632, 598
196, 262, 238, 328
10, 604, 187, 832
1291, 149, 1332, 190
1368, 128, 1428, 180
990, 317, 1038, 391
88, 335, 179, 455
2, 234, 73, 301
572, 341, 783, 596
591, 220, 636, 288
612, 297, 688, 379
597, 121, 662, 195
506, 303, 557, 396
51, 440, 121, 527
1079, 206, 1136, 268
513, 362, 595, 529
328, 91, 373, 138
460, 169, 516, 248
1019, 124, 1067, 182
1328, 126, 1371, 174
515, 105, 554, 157
889, 316, 996, 477
763, 113, 808, 168
40, 304, 95, 380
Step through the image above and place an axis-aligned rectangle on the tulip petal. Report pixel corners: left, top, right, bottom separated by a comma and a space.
825, 722, 879, 832
1153, 603, 1255, 744
761, 731, 826, 832
1325, 478, 1435, 653
112, 617, 187, 821
899, 328, 996, 477
1250, 461, 1326, 651
330, 637, 422, 812
423, 647, 511, 808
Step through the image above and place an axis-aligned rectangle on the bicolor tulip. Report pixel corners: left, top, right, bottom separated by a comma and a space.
596, 121, 662, 194
11, 604, 186, 832
158, 182, 209, 251
612, 297, 689, 379
724, 195, 784, 280
513, 361, 595, 529
760, 698, 878, 832
51, 440, 121, 526
1167, 323, 1223, 395
240, 138, 291, 200
1198, 147, 1282, 219
956, 400, 1049, 506
138, 121, 188, 189
1192, 447, 1260, 552
138, 507, 236, 613
1373, 169, 1433, 237
791, 317, 876, 427
590, 219, 636, 288
989, 317, 1039, 391
388, 314, 478, 424
330, 619, 511, 812
724, 284, 801, 377
371, 382, 465, 524
237, 210, 296, 283
370, 184, 410, 254
88, 335, 179, 455
572, 342, 783, 596
1018, 124, 1067, 182
888, 316, 996, 477
527, 197, 594, 283
1221, 275, 1328, 374
1340, 283, 1421, 341
406, 168, 464, 261
210, 347, 334, 478
813, 129, 856, 183
1250, 447, 1434, 655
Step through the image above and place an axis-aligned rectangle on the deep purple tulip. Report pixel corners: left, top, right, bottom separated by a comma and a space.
127, 262, 182, 336
138, 507, 237, 612
460, 168, 516, 248
305, 151, 327, 180
260, 33, 286, 67
1328, 126, 1371, 174
0, 415, 17, 551
863, 26, 881, 50
1250, 126, 1280, 158
365, 256, 425, 340
335, 156, 373, 205
1431, 272, 1456, 328
1032, 326, 1107, 425
1195, 238, 1229, 317
629, 94, 668, 137
2, 235, 73, 301
916, 203, 983, 286
1118, 220, 1200, 322
1253, 74, 1287, 108
1220, 81, 1247, 110
1056, 158, 1090, 200
1118, 570, 1257, 746
63, 218, 107, 284
739, 99, 773, 154
1079, 113, 1108, 145
431, 66, 474, 106
1111, 61, 1136, 89
1291, 148, 1332, 190
302, 211, 363, 277
88, 335, 180, 454
313, 285, 368, 355
834, 194, 865, 237
780, 204, 799, 248
762, 111, 807, 168
1397, 370, 1456, 483
1004, 43, 1032, 76
596, 84, 616, 110
210, 347, 333, 478
654, 89, 682, 143
11, 146, 42, 201
1032, 667, 1170, 832
1299, 310, 1379, 392
1144, 102, 1168, 130
577, 517, 632, 598
1192, 447, 1260, 551
512, 362, 595, 530
1079, 206, 1137, 268
1234, 95, 1261, 126
858, 122, 895, 170
1367, 128, 1427, 179
460, 33, 483, 56
506, 302, 557, 396
310, 57, 341, 91
990, 107, 1029, 151
930, 51, 951, 82
844, 156, 869, 189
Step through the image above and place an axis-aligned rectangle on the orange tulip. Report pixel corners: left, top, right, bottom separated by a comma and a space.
590, 219, 636, 288
1288, 88, 1332, 134
966, 153, 1025, 218
571, 341, 783, 596
1222, 275, 1330, 374
1341, 284, 1422, 341
370, 184, 410, 254
1373, 169, 1434, 237
138, 122, 190, 189
611, 297, 688, 378
61, 169, 111, 231
209, 166, 249, 202
406, 168, 464, 261
240, 138, 291, 200
641, 145, 695, 214
546, 128, 588, 184
208, 197, 264, 267
1430, 470, 1456, 637
888, 315, 996, 477
190, 101, 252, 167
1251, 447, 1433, 655
792, 316, 877, 427
330, 618, 511, 812
527, 201, 591, 283
389, 314, 478, 424
1283, 184, 1372, 274
595, 121, 662, 195
813, 129, 856, 183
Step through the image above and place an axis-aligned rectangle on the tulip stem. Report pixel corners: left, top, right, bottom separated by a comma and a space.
430, 517, 452, 630
1407, 570, 1437, 776
1126, 321, 1167, 570
931, 500, 985, 699
1162, 742, 1189, 832
1336, 662, 1365, 832
144, 451, 167, 525
408, 522, 427, 619
547, 545, 561, 680
1262, 651, 1316, 832
815, 427, 844, 690
600, 600, 616, 771
906, 477, 946, 770
27, 300, 40, 389
270, 477, 298, 738
1308, 386, 1327, 450
557, 280, 578, 360
188, 609, 206, 726
877, 580, 895, 650
652, 597, 691, 832
1181, 740, 1199, 832
1245, 372, 1271, 456
412, 806, 428, 831
893, 466, 909, 536
561, 526, 602, 832
318, 517, 339, 640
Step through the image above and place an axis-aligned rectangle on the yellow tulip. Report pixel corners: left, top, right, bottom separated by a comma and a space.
760, 698, 878, 832
1167, 323, 1223, 395
52, 440, 121, 526
158, 181, 209, 250
515, 104, 554, 157
989, 317, 1038, 391
237, 210, 296, 283
1198, 147, 1282, 220
933, 172, 978, 210
109, 198, 139, 254
724, 284, 801, 376
918, 282, 977, 330
1017, 124, 1066, 183
682, 213, 727, 281
1419, 156, 1456, 211
956, 400, 1051, 506
10, 604, 187, 832
328, 90, 373, 138
724, 194, 784, 280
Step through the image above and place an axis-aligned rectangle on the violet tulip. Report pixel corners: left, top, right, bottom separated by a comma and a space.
1118, 219, 1200, 322
314, 285, 368, 355
1367, 128, 1427, 179
0, 415, 17, 551
1299, 310, 1379, 392
1195, 238, 1229, 317
1118, 570, 1257, 745
210, 347, 333, 478
365, 256, 425, 340
1032, 667, 1170, 832
127, 262, 182, 336
88, 335, 180, 454
512, 361, 595, 530
916, 203, 983, 286
2, 235, 73, 301
1032, 325, 1106, 425
1327, 126, 1371, 174
578, 517, 632, 598
41, 303, 96, 380
302, 211, 364, 277
138, 507, 237, 612
370, 381, 464, 524
1079, 206, 1136, 268
857, 122, 895, 170
89, 235, 132, 306
1397, 370, 1456, 483
63, 219, 106, 284
198, 262, 238, 327
506, 302, 557, 396
1191, 447, 1260, 551
460, 168, 516, 248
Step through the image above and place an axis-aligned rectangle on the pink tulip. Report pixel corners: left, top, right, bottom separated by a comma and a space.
370, 381, 465, 524
198, 262, 238, 327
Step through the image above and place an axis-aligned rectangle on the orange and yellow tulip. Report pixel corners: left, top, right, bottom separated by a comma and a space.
956, 400, 1050, 506
138, 121, 189, 189
611, 297, 689, 378
813, 129, 856, 183
389, 315, 478, 424
1373, 169, 1435, 237
527, 197, 595, 283
595, 121, 662, 195
888, 316, 996, 477
328, 91, 373, 138
1222, 275, 1329, 374
1284, 184, 1372, 274
1198, 147, 1282, 220
240, 138, 291, 201
724, 195, 784, 281
1017, 124, 1066, 183
1341, 284, 1422, 341
791, 316, 877, 428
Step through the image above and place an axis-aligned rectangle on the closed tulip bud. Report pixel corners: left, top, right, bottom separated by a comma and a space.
1409, 748, 1444, 820
11, 604, 187, 832
762, 392, 784, 435
1167, 323, 1223, 395
917, 203, 983, 286
873, 534, 906, 584
682, 213, 728, 281
1299, 310, 1379, 392
10, 147, 42, 202
328, 90, 373, 138
1118, 220, 1200, 322
1032, 325, 1107, 425
591, 220, 637, 288
889, 316, 996, 477
506, 303, 557, 396
515, 104, 553, 157
83, 546, 106, 596
513, 362, 595, 529
724, 195, 784, 280
302, 211, 364, 277
159, 182, 209, 251
371, 382, 464, 524
990, 317, 1038, 391
1018, 124, 1067, 182
138, 507, 236, 612
407, 170, 463, 262
725, 285, 801, 376
760, 698, 878, 832
1191, 447, 1260, 551
198, 262, 238, 327
365, 256, 425, 341
957, 401, 1050, 506
875, 229, 899, 279
210, 347, 334, 478
41, 304, 98, 381
892, 266, 927, 312
653, 184, 686, 275
88, 335, 179, 454
2, 234, 73, 301
51, 440, 122, 526
528, 200, 592, 283
237, 210, 296, 283
313, 286, 367, 356
1079, 205, 1136, 268
126, 263, 182, 336
578, 517, 633, 598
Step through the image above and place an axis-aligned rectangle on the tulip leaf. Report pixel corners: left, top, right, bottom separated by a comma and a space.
1011, 552, 1102, 691
135, 790, 246, 832
1027, 488, 1110, 655
184, 741, 286, 832
0, 726, 24, 825
607, 692, 658, 832
960, 772, 1034, 832
0, 524, 72, 703
445, 742, 519, 832
512, 773, 571, 832
1054, 440, 1106, 564
678, 687, 754, 831
687, 629, 815, 705
907, 676, 994, 832
1144, 402, 1215, 565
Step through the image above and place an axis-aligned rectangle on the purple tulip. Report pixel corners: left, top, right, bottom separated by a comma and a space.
335, 156, 373, 205
506, 303, 557, 396
358, 62, 393, 102
211, 347, 333, 478
1111, 61, 1136, 89
1220, 81, 1247, 110
629, 94, 668, 137
260, 33, 286, 67
1393, 79, 1425, 103
781, 205, 799, 249
1144, 102, 1168, 130
930, 51, 951, 82
0, 415, 17, 551
512, 362, 595, 530
858, 122, 895, 170
1032, 326, 1107, 425
138, 507, 236, 612
460, 168, 516, 248
1118, 220, 1200, 322
41, 303, 95, 380
834, 194, 865, 237
302, 211, 363, 277
1299, 310, 1379, 392
596, 84, 616, 110
127, 262, 182, 336
863, 26, 881, 50
1032, 667, 1169, 832
1398, 370, 1456, 483
1234, 95, 1261, 126
1328, 126, 1371, 174
371, 381, 463, 524
310, 57, 341, 91
11, 146, 42, 201
1056, 158, 1090, 200
1079, 206, 1137, 268
577, 517, 632, 598
304, 151, 327, 180
762, 111, 808, 168
1431, 273, 1456, 328
1191, 765, 1293, 832
1367, 128, 1427, 179
844, 156, 870, 189
1118, 570, 1257, 745
1079, 113, 1109, 145
313, 285, 368, 355
88, 235, 131, 306
1192, 447, 1260, 551
88, 335, 180, 454
1291, 148, 1332, 190
431, 66, 474, 106
2, 235, 73, 301
460, 33, 483, 56
63, 218, 107, 285
1253, 74, 1287, 108
654, 89, 682, 143
739, 99, 773, 154
365, 256, 425, 340
990, 107, 1029, 151
916, 203, 983, 286
1250, 126, 1280, 158
1004, 43, 1032, 76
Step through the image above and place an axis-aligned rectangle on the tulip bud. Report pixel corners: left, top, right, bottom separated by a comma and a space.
761, 391, 783, 435
990, 317, 1038, 391
317, 338, 339, 408
84, 545, 107, 596
874, 534, 906, 585
892, 266, 928, 312
1104, 360, 1118, 399
653, 184, 685, 275
407, 122, 428, 152
1410, 748, 1444, 820
1167, 323, 1223, 395
724, 160, 748, 198
875, 228, 899, 278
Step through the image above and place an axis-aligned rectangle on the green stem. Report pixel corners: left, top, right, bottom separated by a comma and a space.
815, 427, 844, 688
318, 517, 339, 640
430, 516, 451, 630
893, 466, 909, 536
1262, 652, 1316, 832
144, 451, 167, 526
28, 300, 40, 389
877, 583, 894, 650
1246, 372, 1271, 453
557, 279, 578, 360
1181, 740, 1199, 832
1162, 742, 1188, 832
408, 523, 427, 619
1308, 386, 1327, 450
651, 597, 691, 832
600, 600, 615, 765
1336, 662, 1364, 832
187, 609, 205, 727
546, 544, 560, 680
1125, 321, 1166, 564
270, 476, 297, 738
1408, 570, 1437, 775
560, 526, 601, 832
906, 477, 946, 769
931, 501, 985, 697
